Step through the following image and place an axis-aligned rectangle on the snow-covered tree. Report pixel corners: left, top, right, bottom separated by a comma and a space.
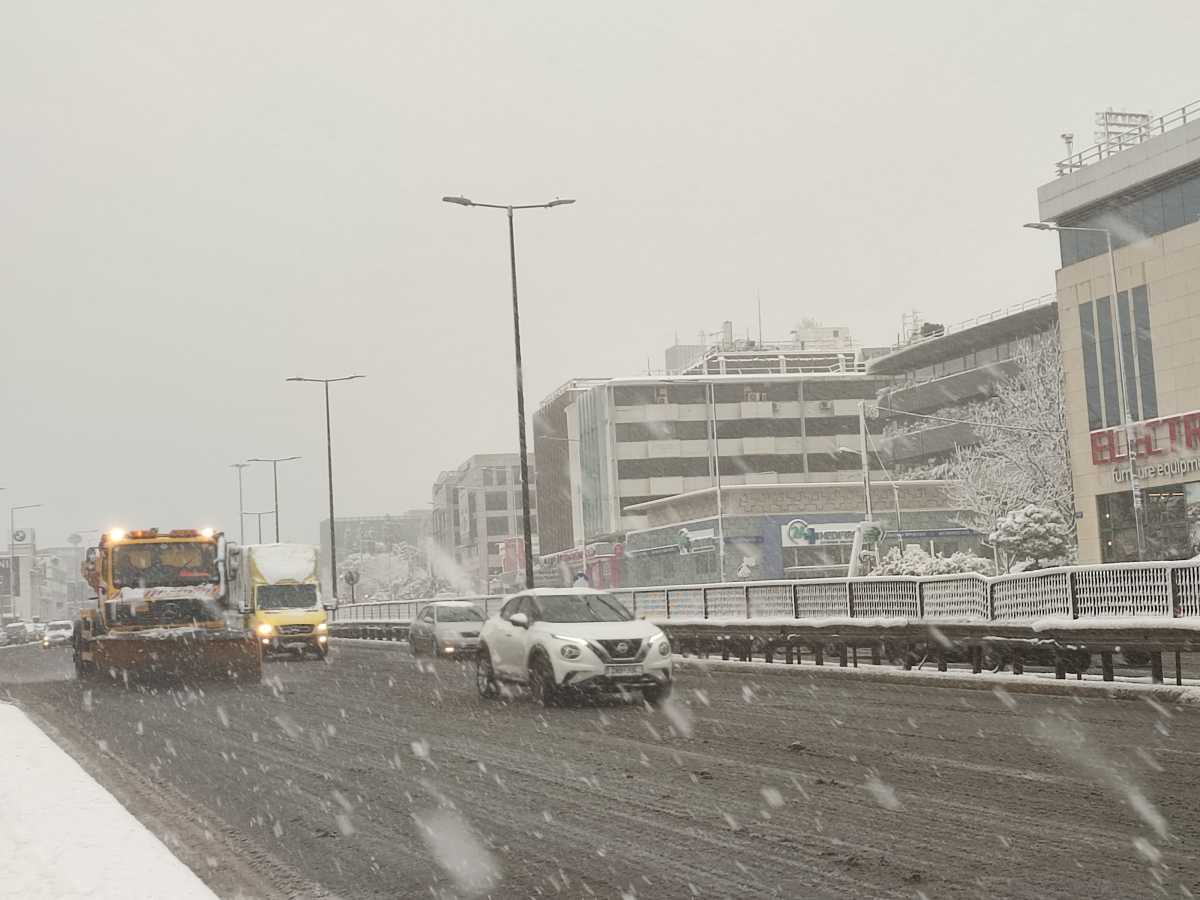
869, 545, 993, 577
987, 504, 1072, 571
907, 328, 1075, 554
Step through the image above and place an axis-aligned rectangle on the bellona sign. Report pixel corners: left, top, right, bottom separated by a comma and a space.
1090, 410, 1200, 483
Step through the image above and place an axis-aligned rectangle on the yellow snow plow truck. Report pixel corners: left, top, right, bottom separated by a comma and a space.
75, 528, 261, 682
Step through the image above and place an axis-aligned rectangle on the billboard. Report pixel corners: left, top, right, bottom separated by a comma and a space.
0, 557, 19, 597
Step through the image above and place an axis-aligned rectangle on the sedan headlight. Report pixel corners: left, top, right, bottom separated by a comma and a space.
315, 622, 328, 633
256, 623, 274, 637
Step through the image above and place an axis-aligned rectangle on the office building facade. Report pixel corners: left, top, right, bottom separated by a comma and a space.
1039, 99, 1200, 563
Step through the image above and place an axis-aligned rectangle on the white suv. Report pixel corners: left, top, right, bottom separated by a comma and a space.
475, 589, 672, 706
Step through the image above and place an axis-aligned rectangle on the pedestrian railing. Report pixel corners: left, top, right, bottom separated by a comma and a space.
329, 560, 1200, 628
610, 560, 1200, 624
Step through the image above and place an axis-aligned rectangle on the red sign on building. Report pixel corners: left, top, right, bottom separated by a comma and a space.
1090, 410, 1200, 466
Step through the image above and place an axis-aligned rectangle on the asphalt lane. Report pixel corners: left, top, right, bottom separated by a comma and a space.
2, 641, 1199, 899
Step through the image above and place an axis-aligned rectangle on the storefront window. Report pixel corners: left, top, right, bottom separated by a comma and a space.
1098, 485, 1198, 563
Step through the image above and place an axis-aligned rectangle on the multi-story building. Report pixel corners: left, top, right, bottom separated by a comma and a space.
664, 320, 859, 376
560, 372, 893, 551
1038, 98, 1200, 563
623, 480, 973, 584
319, 511, 431, 561
532, 378, 608, 558
430, 453, 537, 593
869, 298, 1060, 471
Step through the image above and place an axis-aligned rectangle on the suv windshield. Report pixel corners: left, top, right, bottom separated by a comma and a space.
112, 542, 218, 588
257, 584, 319, 610
535, 593, 632, 623
436, 606, 483, 623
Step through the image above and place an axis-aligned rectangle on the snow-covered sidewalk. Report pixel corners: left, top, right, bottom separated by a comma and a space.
0, 701, 217, 900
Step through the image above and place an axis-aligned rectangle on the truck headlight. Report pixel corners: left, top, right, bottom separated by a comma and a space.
560, 644, 581, 660
256, 623, 274, 637
316, 622, 328, 633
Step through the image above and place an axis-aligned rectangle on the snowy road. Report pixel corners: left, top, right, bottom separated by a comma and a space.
2, 642, 1198, 899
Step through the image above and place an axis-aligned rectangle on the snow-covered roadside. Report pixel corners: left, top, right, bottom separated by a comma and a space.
0, 701, 217, 900
675, 656, 1200, 703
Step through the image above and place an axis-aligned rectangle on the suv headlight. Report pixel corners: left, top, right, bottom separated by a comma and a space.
647, 630, 671, 657
256, 623, 274, 637
560, 644, 581, 660
315, 622, 328, 633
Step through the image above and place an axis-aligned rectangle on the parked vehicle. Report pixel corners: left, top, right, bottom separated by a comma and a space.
42, 620, 74, 648
476, 589, 672, 706
408, 600, 483, 657
5, 622, 33, 645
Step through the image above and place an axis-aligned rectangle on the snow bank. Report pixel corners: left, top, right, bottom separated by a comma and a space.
652, 616, 913, 629
1030, 616, 1200, 632
0, 702, 217, 899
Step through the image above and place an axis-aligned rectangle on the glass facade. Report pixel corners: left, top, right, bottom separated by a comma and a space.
1097, 483, 1200, 563
1058, 171, 1200, 267
1078, 286, 1157, 430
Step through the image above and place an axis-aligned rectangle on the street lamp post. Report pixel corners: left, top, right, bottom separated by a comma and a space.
244, 510, 273, 544
230, 463, 249, 544
1025, 221, 1146, 560
247, 456, 301, 542
287, 375, 365, 600
443, 194, 575, 589
9, 503, 42, 619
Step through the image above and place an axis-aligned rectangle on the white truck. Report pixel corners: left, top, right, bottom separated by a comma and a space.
230, 543, 329, 658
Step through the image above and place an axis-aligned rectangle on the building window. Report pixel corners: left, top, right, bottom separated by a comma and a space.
486, 518, 509, 537
744, 386, 767, 402
1059, 170, 1200, 266
1079, 301, 1102, 430
1132, 285, 1158, 419
1098, 485, 1196, 563
485, 491, 508, 512
654, 385, 670, 404
1080, 288, 1156, 429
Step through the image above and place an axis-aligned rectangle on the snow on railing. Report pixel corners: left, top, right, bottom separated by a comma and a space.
330, 560, 1200, 626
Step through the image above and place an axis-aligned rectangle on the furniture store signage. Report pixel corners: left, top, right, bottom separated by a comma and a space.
1091, 409, 1200, 483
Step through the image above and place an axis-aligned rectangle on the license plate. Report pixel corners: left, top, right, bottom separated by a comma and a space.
606, 664, 644, 676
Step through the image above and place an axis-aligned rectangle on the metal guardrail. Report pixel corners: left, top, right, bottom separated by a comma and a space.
331, 561, 1200, 627
1056, 99, 1200, 176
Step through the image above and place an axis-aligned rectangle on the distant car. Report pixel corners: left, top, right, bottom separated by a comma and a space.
408, 601, 484, 658
4, 623, 32, 645
42, 620, 74, 649
475, 589, 673, 706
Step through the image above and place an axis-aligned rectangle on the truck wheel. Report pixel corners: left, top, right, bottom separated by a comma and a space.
73, 642, 96, 681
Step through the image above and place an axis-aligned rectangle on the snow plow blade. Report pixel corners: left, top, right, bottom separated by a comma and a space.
89, 630, 262, 683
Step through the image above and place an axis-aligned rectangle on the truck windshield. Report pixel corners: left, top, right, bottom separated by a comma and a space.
111, 542, 219, 588
257, 584, 319, 610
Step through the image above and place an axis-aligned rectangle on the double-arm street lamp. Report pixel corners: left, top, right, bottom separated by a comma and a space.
442, 194, 575, 588
287, 375, 365, 600
244, 510, 274, 544
1024, 221, 1146, 560
247, 456, 301, 542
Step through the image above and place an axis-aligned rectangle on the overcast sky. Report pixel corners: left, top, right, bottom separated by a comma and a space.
2, 2, 1196, 548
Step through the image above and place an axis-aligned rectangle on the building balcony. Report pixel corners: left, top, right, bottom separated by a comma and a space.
875, 421, 979, 464
877, 360, 1017, 415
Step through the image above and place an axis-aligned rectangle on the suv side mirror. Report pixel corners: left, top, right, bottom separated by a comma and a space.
509, 612, 529, 629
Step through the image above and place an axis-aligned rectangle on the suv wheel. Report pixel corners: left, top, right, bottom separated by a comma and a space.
528, 653, 560, 707
476, 646, 500, 700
